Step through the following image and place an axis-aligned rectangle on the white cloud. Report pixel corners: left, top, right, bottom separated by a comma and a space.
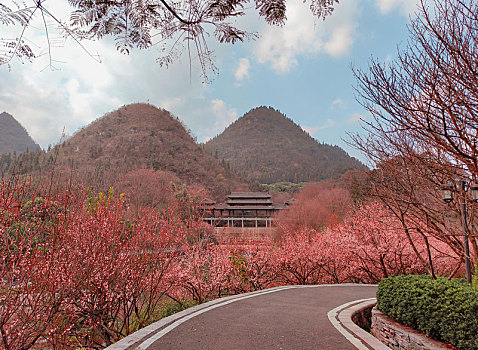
324, 24, 354, 57
255, 3, 322, 73
210, 99, 237, 136
348, 112, 364, 123
302, 126, 319, 135
0, 0, 398, 153
235, 58, 250, 82
375, 0, 419, 15
318, 119, 336, 130
1, 0, 239, 150
255, 0, 359, 73
161, 97, 182, 111
0, 32, 208, 148
303, 119, 336, 136
1, 0, 232, 149
331, 98, 346, 109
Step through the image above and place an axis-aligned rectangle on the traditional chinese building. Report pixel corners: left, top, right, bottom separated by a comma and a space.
202, 192, 287, 228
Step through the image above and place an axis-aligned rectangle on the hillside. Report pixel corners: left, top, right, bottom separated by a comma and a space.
0, 112, 39, 155
204, 106, 364, 184
23, 104, 246, 199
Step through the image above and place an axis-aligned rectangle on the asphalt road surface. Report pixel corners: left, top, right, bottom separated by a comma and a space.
135, 284, 377, 350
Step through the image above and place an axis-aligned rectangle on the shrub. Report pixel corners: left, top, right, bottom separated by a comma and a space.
160, 299, 197, 318
377, 275, 478, 349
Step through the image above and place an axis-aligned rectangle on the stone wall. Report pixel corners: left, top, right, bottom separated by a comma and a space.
213, 227, 278, 246
351, 304, 373, 331
371, 308, 450, 350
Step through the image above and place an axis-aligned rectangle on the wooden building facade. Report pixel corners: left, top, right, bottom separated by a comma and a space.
201, 192, 287, 228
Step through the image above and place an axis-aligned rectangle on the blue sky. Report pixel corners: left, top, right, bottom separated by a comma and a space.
0, 0, 419, 162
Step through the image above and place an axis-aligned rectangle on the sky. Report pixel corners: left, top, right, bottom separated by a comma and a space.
0, 0, 421, 162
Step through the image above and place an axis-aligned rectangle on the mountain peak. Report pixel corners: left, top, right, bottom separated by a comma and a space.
52, 103, 246, 199
204, 107, 364, 184
0, 112, 40, 155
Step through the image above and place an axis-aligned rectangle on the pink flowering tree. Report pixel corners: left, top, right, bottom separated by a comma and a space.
273, 229, 334, 285
57, 191, 191, 347
0, 178, 74, 349
323, 202, 460, 283
174, 243, 236, 303
230, 241, 279, 292
0, 179, 194, 348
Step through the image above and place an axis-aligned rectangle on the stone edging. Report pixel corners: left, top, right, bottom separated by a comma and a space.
371, 308, 451, 350
328, 298, 390, 350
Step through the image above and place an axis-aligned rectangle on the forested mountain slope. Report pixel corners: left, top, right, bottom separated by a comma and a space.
0, 112, 39, 155
204, 106, 364, 183
2, 104, 246, 199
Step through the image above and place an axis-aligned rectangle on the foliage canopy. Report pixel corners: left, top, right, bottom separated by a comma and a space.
1, 0, 338, 77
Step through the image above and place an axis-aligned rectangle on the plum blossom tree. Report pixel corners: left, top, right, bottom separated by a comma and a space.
0, 178, 74, 349
273, 228, 334, 285
0, 179, 194, 348
231, 242, 278, 292
324, 201, 460, 283
57, 197, 186, 347
352, 0, 478, 274
277, 181, 354, 232
174, 243, 235, 303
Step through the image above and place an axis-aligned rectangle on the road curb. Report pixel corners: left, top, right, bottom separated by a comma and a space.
328, 298, 389, 350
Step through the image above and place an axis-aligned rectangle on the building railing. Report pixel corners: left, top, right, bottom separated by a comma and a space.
202, 217, 276, 228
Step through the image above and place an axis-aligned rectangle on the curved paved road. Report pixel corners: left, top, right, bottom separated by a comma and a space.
111, 284, 377, 350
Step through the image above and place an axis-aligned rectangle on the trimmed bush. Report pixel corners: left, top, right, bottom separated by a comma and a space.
377, 275, 478, 349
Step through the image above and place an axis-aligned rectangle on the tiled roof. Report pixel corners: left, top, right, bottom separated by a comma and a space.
213, 204, 282, 210
227, 198, 273, 205
227, 192, 271, 199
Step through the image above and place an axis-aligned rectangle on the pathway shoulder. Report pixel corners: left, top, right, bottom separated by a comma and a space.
328, 298, 389, 350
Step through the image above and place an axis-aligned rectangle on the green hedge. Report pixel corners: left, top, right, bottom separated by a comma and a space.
377, 275, 478, 349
